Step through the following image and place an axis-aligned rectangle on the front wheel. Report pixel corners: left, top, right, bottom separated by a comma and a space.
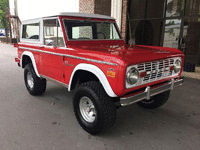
24, 63, 46, 95
137, 90, 170, 109
73, 81, 116, 135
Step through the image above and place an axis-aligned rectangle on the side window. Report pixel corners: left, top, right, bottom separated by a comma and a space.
22, 23, 39, 40
43, 19, 65, 47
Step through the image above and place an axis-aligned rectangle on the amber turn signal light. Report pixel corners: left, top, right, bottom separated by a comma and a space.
107, 71, 116, 78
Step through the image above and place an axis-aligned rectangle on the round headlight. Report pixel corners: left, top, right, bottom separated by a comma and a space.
174, 59, 181, 73
126, 68, 139, 85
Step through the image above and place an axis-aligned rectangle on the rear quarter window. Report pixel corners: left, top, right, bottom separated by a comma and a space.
22, 23, 40, 40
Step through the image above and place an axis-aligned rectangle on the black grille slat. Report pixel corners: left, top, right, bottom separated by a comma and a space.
157, 71, 163, 78
152, 62, 157, 70
151, 72, 157, 79
144, 74, 150, 81
145, 63, 151, 71
138, 64, 144, 71
164, 60, 169, 68
170, 59, 174, 65
159, 61, 164, 69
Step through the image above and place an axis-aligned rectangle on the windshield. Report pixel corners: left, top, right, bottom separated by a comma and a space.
63, 19, 121, 40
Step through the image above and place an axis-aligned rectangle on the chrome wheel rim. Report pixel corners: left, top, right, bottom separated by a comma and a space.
79, 96, 96, 123
27, 72, 34, 89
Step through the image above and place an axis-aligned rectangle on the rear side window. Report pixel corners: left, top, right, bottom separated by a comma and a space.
22, 23, 40, 40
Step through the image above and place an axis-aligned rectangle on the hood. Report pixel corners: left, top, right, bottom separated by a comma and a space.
69, 44, 184, 66
118, 45, 184, 65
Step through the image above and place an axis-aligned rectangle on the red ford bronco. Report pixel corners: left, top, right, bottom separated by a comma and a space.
15, 12, 184, 134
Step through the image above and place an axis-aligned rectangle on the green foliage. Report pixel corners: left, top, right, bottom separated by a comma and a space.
0, 0, 9, 28
0, 21, 3, 28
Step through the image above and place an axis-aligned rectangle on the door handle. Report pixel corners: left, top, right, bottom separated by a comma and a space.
38, 46, 44, 48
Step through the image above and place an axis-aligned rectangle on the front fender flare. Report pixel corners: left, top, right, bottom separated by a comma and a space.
69, 63, 117, 97
21, 51, 40, 77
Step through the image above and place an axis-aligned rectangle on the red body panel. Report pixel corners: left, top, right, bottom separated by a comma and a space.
16, 15, 184, 97
67, 44, 184, 96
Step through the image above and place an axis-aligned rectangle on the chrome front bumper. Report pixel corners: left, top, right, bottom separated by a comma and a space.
120, 78, 184, 106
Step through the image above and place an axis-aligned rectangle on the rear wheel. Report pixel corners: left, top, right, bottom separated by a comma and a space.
73, 81, 116, 135
24, 63, 46, 95
137, 90, 170, 109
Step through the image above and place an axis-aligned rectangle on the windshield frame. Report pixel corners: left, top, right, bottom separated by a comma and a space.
62, 19, 122, 41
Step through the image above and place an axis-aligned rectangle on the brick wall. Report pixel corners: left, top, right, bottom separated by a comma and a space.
79, 0, 95, 13
79, 0, 111, 16
95, 0, 111, 16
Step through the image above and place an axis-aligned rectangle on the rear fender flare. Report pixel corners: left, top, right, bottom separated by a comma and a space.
21, 51, 40, 77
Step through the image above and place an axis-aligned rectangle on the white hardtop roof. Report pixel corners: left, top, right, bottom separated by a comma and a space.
22, 12, 115, 24
55, 12, 115, 20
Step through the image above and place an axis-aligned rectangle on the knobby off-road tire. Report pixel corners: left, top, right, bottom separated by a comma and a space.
73, 81, 116, 135
137, 90, 170, 109
24, 63, 46, 96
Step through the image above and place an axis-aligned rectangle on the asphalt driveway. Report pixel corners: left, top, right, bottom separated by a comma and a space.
0, 43, 199, 150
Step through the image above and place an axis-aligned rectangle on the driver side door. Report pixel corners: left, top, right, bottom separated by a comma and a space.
40, 18, 66, 83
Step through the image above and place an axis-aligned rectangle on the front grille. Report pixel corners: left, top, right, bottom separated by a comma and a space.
126, 57, 181, 88
135, 58, 178, 86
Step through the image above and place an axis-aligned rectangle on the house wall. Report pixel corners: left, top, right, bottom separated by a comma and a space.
79, 0, 95, 13
95, 0, 111, 16
79, 0, 111, 16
